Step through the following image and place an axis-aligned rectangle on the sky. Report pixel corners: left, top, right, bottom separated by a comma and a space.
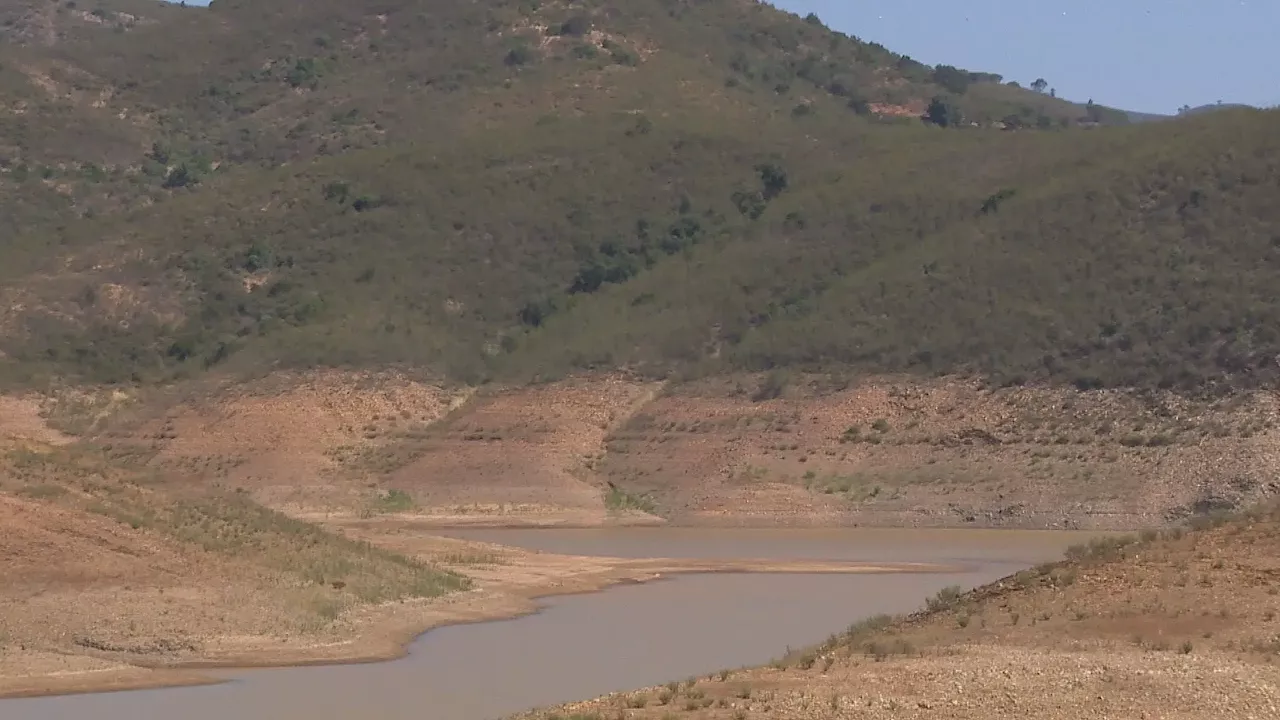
771, 0, 1278, 115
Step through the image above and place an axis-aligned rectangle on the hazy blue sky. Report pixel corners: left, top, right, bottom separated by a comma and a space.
772, 0, 1276, 114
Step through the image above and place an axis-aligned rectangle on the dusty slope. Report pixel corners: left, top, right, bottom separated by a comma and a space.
519, 510, 1280, 720
598, 376, 1280, 528
101, 372, 669, 525
0, 492, 259, 697
118, 370, 471, 513
96, 371, 1280, 529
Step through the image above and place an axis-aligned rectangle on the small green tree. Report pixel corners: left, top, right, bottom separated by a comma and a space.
924, 96, 962, 127
322, 181, 349, 203
243, 241, 274, 272
285, 58, 325, 89
504, 45, 536, 66
149, 142, 171, 166
731, 189, 766, 220
847, 94, 871, 115
557, 14, 590, 36
163, 162, 198, 188
756, 163, 789, 200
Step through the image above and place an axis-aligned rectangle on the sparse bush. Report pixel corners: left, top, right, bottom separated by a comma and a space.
753, 370, 789, 401
372, 488, 414, 513
1064, 535, 1138, 563
926, 585, 964, 612
557, 15, 591, 36
504, 45, 536, 66
603, 484, 657, 515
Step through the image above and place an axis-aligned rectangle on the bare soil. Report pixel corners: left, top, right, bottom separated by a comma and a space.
98, 371, 1280, 529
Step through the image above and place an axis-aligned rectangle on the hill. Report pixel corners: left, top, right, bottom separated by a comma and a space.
1, 0, 1278, 530
519, 506, 1280, 720
8, 0, 1248, 393
3, 1, 1280, 701
1179, 102, 1256, 116
1, 0, 1277, 533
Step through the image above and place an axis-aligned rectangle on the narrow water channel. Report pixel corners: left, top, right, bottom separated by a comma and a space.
5, 529, 1099, 720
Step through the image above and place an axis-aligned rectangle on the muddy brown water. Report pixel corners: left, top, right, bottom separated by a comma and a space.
5, 528, 1103, 720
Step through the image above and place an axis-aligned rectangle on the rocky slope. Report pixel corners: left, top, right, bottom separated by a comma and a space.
17, 371, 1277, 530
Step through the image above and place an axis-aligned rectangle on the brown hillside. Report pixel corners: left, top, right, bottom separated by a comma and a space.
598, 376, 1280, 528
48, 371, 1280, 530
116, 370, 467, 512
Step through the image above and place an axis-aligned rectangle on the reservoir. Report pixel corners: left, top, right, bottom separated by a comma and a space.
4, 528, 1099, 720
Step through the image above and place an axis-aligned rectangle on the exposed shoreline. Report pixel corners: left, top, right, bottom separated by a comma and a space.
0, 548, 961, 701
318, 510, 1161, 532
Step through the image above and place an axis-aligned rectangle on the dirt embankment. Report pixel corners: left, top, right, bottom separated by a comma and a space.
97, 371, 1280, 530
520, 511, 1280, 720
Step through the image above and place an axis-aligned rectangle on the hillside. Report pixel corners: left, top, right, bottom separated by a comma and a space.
6, 0, 1244, 393
7, 101, 1276, 390
1180, 102, 1256, 116
520, 507, 1280, 720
